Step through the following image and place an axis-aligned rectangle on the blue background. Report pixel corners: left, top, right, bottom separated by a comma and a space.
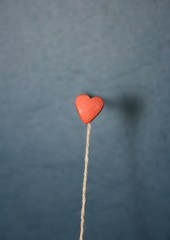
0, 0, 170, 239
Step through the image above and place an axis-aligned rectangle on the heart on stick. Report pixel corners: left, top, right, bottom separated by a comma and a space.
75, 94, 104, 124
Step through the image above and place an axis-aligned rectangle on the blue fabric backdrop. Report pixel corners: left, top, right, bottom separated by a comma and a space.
0, 0, 170, 239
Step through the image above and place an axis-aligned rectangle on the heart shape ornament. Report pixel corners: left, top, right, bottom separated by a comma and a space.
75, 94, 104, 124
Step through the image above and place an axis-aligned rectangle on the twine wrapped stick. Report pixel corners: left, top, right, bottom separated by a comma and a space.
79, 123, 91, 240
75, 94, 104, 240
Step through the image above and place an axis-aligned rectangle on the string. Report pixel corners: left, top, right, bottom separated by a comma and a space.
79, 123, 91, 240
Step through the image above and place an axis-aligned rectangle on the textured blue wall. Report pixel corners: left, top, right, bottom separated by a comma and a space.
0, 1, 170, 239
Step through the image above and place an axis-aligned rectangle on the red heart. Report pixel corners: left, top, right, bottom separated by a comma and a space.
75, 94, 104, 124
